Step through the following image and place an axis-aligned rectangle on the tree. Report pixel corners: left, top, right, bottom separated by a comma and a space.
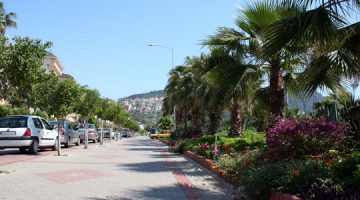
264, 0, 360, 96
203, 2, 303, 119
157, 116, 173, 130
3, 37, 52, 108
0, 2, 16, 35
44, 78, 81, 155
75, 87, 101, 149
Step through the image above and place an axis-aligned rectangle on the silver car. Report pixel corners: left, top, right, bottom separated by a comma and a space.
78, 123, 99, 143
48, 121, 80, 148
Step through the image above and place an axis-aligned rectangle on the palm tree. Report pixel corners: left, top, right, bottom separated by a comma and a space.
203, 2, 303, 119
0, 2, 16, 35
264, 0, 360, 96
203, 48, 262, 137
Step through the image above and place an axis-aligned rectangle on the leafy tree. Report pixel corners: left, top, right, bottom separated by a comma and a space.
3, 37, 51, 108
75, 87, 101, 149
45, 78, 81, 155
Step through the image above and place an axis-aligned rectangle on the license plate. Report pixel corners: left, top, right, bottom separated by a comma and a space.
0, 131, 16, 136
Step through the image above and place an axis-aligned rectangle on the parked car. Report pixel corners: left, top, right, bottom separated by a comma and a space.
0, 115, 58, 154
78, 123, 99, 143
97, 128, 115, 139
48, 121, 80, 148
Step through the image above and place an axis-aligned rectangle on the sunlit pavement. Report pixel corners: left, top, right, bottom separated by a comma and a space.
0, 136, 234, 200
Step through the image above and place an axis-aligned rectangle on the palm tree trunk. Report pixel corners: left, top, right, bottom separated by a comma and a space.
175, 106, 182, 129
191, 108, 202, 136
269, 55, 285, 119
209, 107, 221, 134
229, 101, 243, 137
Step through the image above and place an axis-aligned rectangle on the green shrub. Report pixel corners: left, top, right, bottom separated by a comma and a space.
216, 149, 264, 180
12, 107, 30, 115
332, 152, 360, 189
32, 110, 48, 120
238, 159, 331, 200
0, 105, 13, 118
243, 130, 266, 144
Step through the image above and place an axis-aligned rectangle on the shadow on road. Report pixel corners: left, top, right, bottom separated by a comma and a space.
85, 185, 223, 200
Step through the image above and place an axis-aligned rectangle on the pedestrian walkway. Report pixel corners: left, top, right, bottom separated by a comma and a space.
0, 136, 234, 200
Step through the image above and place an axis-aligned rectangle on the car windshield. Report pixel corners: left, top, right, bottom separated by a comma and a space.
0, 117, 28, 128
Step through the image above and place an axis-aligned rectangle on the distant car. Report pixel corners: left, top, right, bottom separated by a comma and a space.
97, 128, 115, 139
0, 115, 59, 154
78, 123, 99, 143
149, 130, 171, 139
48, 121, 80, 148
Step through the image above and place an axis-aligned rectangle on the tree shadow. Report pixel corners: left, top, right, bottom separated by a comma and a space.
85, 184, 228, 200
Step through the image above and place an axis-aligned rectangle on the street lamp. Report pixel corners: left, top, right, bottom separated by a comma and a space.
148, 43, 176, 130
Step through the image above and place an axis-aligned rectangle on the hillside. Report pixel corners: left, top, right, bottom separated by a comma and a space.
120, 90, 164, 100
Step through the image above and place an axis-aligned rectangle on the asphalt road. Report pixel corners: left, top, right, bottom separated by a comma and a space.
0, 136, 235, 200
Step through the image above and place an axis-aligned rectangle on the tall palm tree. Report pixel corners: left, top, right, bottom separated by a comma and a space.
0, 2, 16, 35
203, 2, 303, 119
203, 48, 262, 137
264, 0, 360, 96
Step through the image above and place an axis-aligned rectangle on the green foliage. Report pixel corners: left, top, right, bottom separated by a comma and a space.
0, 105, 13, 118
284, 107, 306, 119
47, 78, 81, 118
157, 115, 173, 130
12, 106, 29, 115
2, 37, 52, 108
239, 160, 331, 200
216, 149, 264, 181
332, 152, 360, 189
32, 110, 48, 120
75, 87, 101, 121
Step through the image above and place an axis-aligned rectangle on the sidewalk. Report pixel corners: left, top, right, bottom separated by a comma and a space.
0, 136, 234, 200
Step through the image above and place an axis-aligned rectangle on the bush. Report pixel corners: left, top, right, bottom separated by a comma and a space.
32, 110, 48, 120
267, 118, 347, 159
0, 105, 13, 118
12, 107, 30, 115
215, 149, 264, 180
239, 159, 331, 200
332, 152, 360, 190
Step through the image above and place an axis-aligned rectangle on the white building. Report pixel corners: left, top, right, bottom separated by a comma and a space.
42, 51, 63, 77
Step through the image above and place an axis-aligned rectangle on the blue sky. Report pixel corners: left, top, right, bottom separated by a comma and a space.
3, 0, 360, 99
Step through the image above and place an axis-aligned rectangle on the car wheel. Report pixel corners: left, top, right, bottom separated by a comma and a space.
93, 138, 97, 143
29, 139, 39, 154
19, 147, 27, 153
52, 138, 59, 151
64, 137, 70, 148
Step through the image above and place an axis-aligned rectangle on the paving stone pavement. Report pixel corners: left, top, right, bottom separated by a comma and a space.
0, 136, 236, 200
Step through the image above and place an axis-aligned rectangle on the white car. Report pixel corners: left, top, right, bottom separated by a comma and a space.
0, 115, 59, 154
